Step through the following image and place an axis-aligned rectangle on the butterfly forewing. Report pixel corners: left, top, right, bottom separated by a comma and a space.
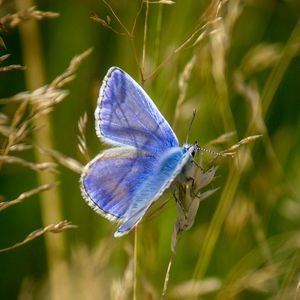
96, 67, 179, 155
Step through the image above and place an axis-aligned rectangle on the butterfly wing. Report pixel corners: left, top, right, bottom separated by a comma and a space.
96, 67, 179, 155
80, 147, 157, 221
115, 147, 190, 237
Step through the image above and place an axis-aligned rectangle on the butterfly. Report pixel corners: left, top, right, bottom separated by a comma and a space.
80, 67, 199, 237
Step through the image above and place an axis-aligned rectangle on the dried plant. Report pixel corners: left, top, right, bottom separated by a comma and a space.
172, 54, 197, 129
0, 183, 57, 212
0, 12, 91, 258
0, 220, 76, 253
40, 147, 83, 174
78, 113, 90, 162
110, 245, 134, 300
145, 0, 175, 4
0, 6, 58, 29
160, 130, 261, 299
0, 48, 93, 161
168, 278, 221, 299
0, 155, 57, 172
161, 164, 219, 299
0, 54, 25, 72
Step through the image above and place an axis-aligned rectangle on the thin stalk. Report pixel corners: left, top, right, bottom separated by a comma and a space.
192, 15, 300, 285
15, 0, 70, 299
161, 242, 177, 299
193, 164, 240, 280
102, 0, 143, 82
133, 226, 138, 300
142, 0, 149, 73
153, 4, 163, 68
262, 17, 300, 116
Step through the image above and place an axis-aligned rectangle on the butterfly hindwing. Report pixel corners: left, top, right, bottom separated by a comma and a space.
80, 147, 157, 221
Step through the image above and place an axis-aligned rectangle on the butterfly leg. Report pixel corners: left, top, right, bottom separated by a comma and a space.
193, 159, 204, 171
172, 185, 189, 225
172, 190, 185, 213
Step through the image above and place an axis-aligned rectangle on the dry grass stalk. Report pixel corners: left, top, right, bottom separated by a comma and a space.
0, 64, 25, 72
0, 53, 25, 71
0, 116, 33, 159
169, 278, 221, 298
240, 43, 282, 77
0, 54, 10, 63
172, 54, 197, 128
40, 147, 83, 174
8, 143, 32, 152
50, 48, 93, 89
0, 48, 93, 106
0, 220, 77, 253
0, 155, 57, 172
0, 8, 93, 299
161, 131, 261, 298
171, 166, 219, 250
222, 135, 262, 153
234, 72, 267, 134
77, 113, 90, 162
0, 182, 57, 211
90, 12, 126, 36
94, 0, 225, 83
0, 36, 6, 49
111, 245, 134, 300
0, 88, 66, 170
0, 48, 93, 161
111, 258, 134, 300
145, 1, 227, 82
145, 0, 175, 4
161, 164, 218, 299
0, 86, 68, 107
67, 240, 116, 300
0, 6, 59, 29
101, 0, 131, 36
218, 230, 300, 299
142, 0, 149, 74
0, 123, 11, 137
204, 135, 262, 167
206, 131, 236, 146
0, 112, 8, 123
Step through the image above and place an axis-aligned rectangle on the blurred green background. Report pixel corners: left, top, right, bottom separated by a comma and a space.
0, 0, 300, 299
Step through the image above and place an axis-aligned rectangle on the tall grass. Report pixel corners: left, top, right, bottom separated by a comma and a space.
0, 0, 300, 299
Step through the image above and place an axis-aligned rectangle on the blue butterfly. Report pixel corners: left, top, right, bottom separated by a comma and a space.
80, 67, 199, 237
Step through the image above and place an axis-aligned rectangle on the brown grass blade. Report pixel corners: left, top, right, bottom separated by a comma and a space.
0, 220, 77, 253
0, 6, 59, 29
50, 48, 93, 89
40, 147, 83, 174
0, 64, 25, 72
78, 113, 90, 162
0, 155, 57, 172
0, 182, 58, 212
222, 135, 262, 154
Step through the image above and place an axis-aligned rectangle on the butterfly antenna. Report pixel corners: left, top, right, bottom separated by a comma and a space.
199, 146, 235, 158
185, 109, 197, 145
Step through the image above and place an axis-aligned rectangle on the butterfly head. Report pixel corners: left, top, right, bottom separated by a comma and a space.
184, 141, 200, 158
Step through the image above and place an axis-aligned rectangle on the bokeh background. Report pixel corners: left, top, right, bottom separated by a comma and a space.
0, 0, 300, 299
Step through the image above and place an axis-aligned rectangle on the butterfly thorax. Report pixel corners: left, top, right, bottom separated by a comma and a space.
176, 142, 199, 184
